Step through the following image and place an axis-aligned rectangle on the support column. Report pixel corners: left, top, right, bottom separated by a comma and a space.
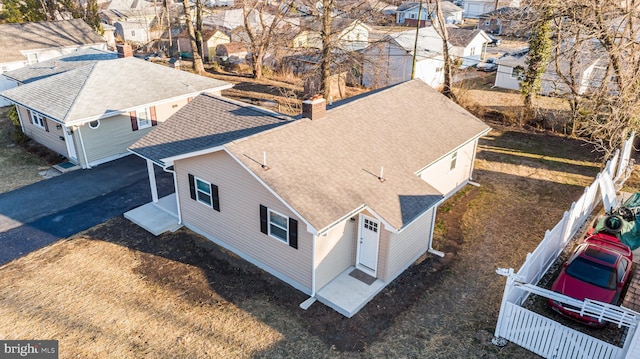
147, 159, 158, 203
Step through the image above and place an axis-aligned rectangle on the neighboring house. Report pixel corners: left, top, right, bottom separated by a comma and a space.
477, 6, 533, 37
178, 29, 230, 62
0, 19, 107, 107
99, 0, 158, 26
216, 42, 248, 64
1, 53, 231, 169
464, 0, 520, 18
494, 47, 605, 96
362, 26, 445, 89
292, 18, 371, 51
447, 28, 491, 68
114, 21, 150, 44
127, 79, 490, 317
395, 1, 463, 27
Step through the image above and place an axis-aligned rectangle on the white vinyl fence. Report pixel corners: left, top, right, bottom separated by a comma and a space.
493, 133, 639, 359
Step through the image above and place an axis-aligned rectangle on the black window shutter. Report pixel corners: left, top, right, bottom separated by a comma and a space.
188, 174, 196, 200
130, 111, 138, 131
212, 184, 220, 211
289, 218, 298, 249
260, 205, 268, 234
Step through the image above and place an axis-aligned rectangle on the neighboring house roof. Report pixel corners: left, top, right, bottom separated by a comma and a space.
1, 57, 232, 125
384, 26, 444, 60
447, 28, 489, 47
0, 19, 106, 64
216, 42, 248, 54
396, 1, 462, 14
478, 6, 532, 19
301, 17, 371, 33
129, 94, 294, 165
3, 47, 118, 84
132, 79, 489, 232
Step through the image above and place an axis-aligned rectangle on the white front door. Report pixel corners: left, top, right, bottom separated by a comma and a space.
357, 214, 380, 276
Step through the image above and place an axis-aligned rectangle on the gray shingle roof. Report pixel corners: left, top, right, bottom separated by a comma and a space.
129, 94, 294, 165
447, 28, 486, 47
1, 57, 232, 124
3, 47, 118, 84
227, 79, 490, 231
0, 19, 106, 63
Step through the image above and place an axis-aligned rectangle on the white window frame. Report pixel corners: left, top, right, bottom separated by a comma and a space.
1, 66, 7, 73
410, 13, 416, 19
131, 30, 136, 37
268, 209, 289, 243
136, 108, 152, 129
194, 176, 213, 207
31, 112, 46, 130
511, 66, 525, 80
26, 53, 38, 65
449, 151, 458, 172
470, 47, 476, 56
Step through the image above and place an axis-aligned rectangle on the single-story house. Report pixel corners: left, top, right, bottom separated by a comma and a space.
292, 18, 371, 52
127, 79, 491, 317
395, 1, 463, 27
477, 6, 533, 37
447, 28, 491, 68
494, 47, 603, 96
0, 19, 107, 107
464, 0, 521, 18
362, 26, 445, 89
177, 29, 230, 62
1, 52, 231, 169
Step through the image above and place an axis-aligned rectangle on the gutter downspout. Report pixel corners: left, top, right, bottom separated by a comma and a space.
76, 125, 91, 169
300, 233, 318, 310
163, 165, 182, 225
428, 197, 446, 257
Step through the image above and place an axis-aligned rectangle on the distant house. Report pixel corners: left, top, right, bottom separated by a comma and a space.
178, 29, 230, 62
464, 0, 521, 18
114, 21, 150, 44
0, 19, 107, 107
292, 18, 371, 51
127, 79, 490, 317
477, 7, 533, 37
447, 28, 491, 68
1, 51, 231, 169
395, 1, 463, 27
362, 26, 445, 89
216, 42, 248, 64
494, 47, 605, 96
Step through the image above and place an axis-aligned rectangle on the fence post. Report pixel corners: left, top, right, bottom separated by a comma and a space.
493, 268, 515, 347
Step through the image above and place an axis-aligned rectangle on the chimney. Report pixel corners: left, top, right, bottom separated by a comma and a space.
301, 94, 326, 120
116, 43, 133, 58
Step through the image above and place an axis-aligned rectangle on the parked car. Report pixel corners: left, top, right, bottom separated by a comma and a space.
547, 233, 633, 327
487, 34, 501, 47
476, 58, 498, 72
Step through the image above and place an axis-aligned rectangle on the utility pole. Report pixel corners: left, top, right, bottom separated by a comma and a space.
411, 1, 423, 80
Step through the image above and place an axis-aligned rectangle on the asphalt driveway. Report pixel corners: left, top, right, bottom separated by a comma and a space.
0, 155, 174, 266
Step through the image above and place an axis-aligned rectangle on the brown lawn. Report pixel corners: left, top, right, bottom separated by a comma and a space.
2, 123, 632, 358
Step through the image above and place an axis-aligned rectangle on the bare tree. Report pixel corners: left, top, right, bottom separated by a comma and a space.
524, 0, 640, 158
181, 0, 205, 73
426, 0, 454, 98
242, 0, 293, 79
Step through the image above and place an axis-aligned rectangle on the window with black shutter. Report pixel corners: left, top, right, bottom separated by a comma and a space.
188, 174, 219, 211
260, 205, 298, 249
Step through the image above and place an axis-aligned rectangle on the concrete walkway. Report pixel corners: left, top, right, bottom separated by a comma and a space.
0, 155, 174, 266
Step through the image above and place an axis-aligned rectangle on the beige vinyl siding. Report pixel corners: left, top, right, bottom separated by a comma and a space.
176, 150, 314, 292
17, 106, 68, 157
384, 207, 436, 282
353, 209, 390, 280
419, 139, 478, 197
315, 218, 356, 290
78, 99, 191, 165
79, 113, 153, 164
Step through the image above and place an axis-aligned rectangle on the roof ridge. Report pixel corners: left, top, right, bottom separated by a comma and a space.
61, 63, 98, 122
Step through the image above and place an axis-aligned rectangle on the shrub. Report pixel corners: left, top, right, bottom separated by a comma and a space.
8, 105, 19, 126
